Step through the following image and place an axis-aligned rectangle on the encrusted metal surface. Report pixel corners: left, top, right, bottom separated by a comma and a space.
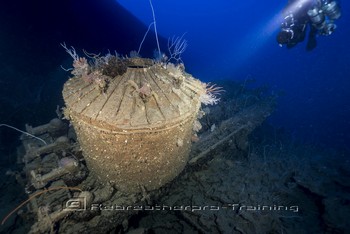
62, 59, 205, 193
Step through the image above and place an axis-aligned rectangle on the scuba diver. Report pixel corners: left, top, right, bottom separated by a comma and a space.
277, 0, 341, 50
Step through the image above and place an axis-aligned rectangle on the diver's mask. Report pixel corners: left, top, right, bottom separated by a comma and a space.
277, 28, 294, 46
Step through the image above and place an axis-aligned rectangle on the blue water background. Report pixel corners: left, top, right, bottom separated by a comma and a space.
119, 0, 350, 150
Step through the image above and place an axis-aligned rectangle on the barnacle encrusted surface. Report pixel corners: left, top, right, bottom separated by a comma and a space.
62, 58, 206, 193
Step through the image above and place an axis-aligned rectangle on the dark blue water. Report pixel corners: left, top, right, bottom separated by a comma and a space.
118, 0, 350, 151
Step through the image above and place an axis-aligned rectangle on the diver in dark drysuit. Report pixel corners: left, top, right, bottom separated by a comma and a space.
277, 0, 341, 50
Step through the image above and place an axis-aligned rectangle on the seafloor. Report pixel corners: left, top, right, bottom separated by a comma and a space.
1, 80, 349, 234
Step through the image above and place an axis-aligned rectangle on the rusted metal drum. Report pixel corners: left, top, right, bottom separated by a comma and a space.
62, 58, 205, 193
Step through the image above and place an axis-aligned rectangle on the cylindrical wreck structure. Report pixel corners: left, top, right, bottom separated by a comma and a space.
62, 57, 206, 193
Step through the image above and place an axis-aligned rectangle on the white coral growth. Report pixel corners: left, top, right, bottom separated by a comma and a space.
199, 92, 220, 105
166, 63, 184, 78
199, 82, 224, 105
